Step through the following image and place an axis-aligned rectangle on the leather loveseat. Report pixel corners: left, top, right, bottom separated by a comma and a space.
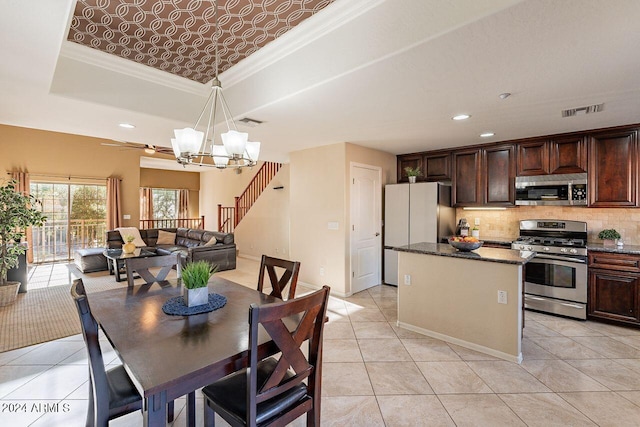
106, 228, 236, 271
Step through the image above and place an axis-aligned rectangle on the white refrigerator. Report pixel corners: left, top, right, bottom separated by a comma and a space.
384, 182, 455, 285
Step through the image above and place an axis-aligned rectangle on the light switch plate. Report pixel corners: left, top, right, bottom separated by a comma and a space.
123, 214, 131, 220
327, 222, 339, 230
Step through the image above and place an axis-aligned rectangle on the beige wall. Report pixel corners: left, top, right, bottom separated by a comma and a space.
290, 142, 396, 296
199, 162, 261, 231
140, 168, 200, 217
456, 206, 640, 245
0, 124, 143, 227
234, 165, 290, 258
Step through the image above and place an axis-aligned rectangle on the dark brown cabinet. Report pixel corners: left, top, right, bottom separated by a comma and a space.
516, 137, 586, 176
452, 145, 514, 207
549, 136, 587, 174
588, 252, 640, 326
588, 129, 638, 207
483, 144, 515, 205
423, 152, 451, 182
452, 149, 482, 206
397, 154, 422, 183
517, 140, 549, 176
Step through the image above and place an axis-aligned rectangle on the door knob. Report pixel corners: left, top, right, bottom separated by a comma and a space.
375, 232, 380, 236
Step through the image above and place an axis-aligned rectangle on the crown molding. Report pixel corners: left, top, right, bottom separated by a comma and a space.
220, 0, 385, 87
59, 41, 208, 95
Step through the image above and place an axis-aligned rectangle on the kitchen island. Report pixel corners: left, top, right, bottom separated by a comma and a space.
394, 242, 535, 363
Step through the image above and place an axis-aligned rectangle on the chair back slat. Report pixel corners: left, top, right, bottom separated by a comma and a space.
247, 286, 329, 417
70, 279, 111, 426
257, 255, 301, 300
125, 254, 180, 287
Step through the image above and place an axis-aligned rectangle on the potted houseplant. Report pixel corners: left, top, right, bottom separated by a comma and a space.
123, 235, 136, 254
0, 179, 46, 306
404, 166, 422, 183
182, 260, 218, 307
598, 229, 621, 247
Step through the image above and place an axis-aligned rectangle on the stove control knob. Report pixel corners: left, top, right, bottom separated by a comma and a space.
543, 247, 550, 251
525, 245, 533, 251
570, 249, 578, 254
560, 248, 568, 253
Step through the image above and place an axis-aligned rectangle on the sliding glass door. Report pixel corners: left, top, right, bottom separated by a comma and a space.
30, 183, 107, 263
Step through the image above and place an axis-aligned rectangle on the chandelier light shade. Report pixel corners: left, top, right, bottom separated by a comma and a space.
170, 1, 260, 170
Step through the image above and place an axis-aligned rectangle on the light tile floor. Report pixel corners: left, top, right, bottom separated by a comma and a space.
2, 257, 640, 426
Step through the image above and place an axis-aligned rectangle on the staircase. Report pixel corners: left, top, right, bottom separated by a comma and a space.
217, 162, 282, 233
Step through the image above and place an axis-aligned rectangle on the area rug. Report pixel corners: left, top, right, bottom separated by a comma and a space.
0, 264, 176, 353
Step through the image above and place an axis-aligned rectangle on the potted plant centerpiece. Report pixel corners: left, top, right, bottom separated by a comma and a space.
404, 166, 422, 184
182, 261, 218, 307
0, 180, 46, 306
598, 229, 621, 247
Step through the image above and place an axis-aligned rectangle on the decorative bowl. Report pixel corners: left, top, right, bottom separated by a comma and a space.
448, 237, 483, 252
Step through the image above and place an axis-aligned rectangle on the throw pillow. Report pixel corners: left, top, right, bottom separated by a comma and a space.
156, 230, 176, 245
116, 227, 146, 247
204, 236, 217, 246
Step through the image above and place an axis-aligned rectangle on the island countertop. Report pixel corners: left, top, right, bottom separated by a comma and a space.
393, 242, 535, 265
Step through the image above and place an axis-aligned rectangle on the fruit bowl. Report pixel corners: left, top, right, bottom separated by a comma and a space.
448, 237, 483, 252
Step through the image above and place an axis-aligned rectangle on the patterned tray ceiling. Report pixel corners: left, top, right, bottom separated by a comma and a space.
68, 0, 336, 84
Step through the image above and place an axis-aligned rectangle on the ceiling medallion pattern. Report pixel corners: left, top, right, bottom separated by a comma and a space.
68, 0, 335, 84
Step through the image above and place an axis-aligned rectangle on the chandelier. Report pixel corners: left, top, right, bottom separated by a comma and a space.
171, 1, 259, 169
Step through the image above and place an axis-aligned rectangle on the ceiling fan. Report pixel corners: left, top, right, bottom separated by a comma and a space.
100, 140, 174, 155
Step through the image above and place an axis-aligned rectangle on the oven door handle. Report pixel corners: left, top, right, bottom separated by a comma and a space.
534, 254, 586, 264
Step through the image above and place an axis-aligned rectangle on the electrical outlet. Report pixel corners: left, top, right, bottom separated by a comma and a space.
498, 290, 508, 304
475, 217, 480, 226
320, 267, 325, 276
404, 274, 411, 285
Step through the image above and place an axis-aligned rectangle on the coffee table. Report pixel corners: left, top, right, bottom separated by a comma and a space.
103, 248, 157, 282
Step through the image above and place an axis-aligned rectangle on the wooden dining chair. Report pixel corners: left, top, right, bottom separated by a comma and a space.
201, 285, 330, 427
124, 253, 181, 287
70, 279, 178, 426
257, 255, 301, 300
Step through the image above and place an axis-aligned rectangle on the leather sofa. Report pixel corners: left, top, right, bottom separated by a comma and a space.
106, 228, 236, 271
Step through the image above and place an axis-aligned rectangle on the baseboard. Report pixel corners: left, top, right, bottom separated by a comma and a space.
396, 321, 523, 364
298, 281, 349, 298
238, 254, 261, 261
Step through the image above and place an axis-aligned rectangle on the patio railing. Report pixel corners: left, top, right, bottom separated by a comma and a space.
31, 219, 107, 264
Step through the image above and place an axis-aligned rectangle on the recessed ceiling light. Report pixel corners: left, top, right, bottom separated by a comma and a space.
480, 132, 495, 138
119, 123, 135, 129
452, 114, 470, 121
499, 93, 511, 100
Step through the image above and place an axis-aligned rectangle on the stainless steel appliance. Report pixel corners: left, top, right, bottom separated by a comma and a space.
515, 173, 587, 206
511, 219, 588, 320
384, 182, 455, 286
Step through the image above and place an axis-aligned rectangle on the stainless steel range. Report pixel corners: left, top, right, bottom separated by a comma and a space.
511, 219, 588, 320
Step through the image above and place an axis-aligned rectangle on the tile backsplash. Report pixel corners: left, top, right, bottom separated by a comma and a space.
456, 207, 640, 245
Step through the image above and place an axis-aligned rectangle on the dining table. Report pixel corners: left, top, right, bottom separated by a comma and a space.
88, 276, 302, 427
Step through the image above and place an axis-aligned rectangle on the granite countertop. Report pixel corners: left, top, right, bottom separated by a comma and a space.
393, 242, 535, 265
587, 242, 640, 255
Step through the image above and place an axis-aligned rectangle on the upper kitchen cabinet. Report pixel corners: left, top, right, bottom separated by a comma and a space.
452, 145, 515, 207
549, 136, 587, 174
397, 154, 422, 183
516, 140, 549, 176
516, 137, 586, 176
483, 144, 515, 205
422, 151, 451, 182
588, 129, 638, 207
452, 149, 482, 206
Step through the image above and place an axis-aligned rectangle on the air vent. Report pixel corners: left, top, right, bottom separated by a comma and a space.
562, 103, 604, 117
238, 117, 263, 127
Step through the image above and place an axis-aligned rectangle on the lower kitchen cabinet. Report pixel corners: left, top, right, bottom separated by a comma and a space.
588, 252, 640, 326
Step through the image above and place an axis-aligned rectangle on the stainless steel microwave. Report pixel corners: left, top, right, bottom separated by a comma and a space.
515, 173, 587, 206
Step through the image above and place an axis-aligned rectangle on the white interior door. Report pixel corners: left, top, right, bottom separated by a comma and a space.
351, 163, 382, 294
